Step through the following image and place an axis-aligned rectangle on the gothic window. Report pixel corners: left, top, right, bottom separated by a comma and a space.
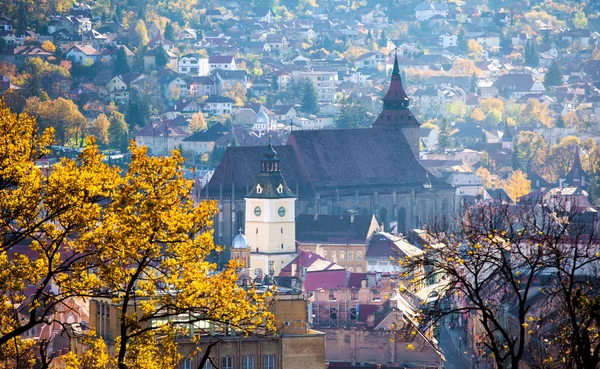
277, 183, 283, 193
329, 307, 337, 319
256, 184, 263, 193
349, 307, 357, 320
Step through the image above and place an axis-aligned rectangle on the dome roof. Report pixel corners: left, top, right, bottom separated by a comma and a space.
256, 109, 270, 124
232, 232, 249, 249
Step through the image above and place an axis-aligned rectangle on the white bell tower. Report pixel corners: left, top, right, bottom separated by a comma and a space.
244, 139, 297, 276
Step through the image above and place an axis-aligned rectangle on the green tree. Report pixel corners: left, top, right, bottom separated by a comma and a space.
573, 10, 588, 29
378, 30, 387, 48
513, 131, 547, 171
438, 119, 452, 150
300, 78, 320, 114
108, 110, 129, 152
156, 44, 169, 69
126, 89, 151, 130
457, 28, 468, 52
524, 39, 539, 68
544, 60, 563, 87
334, 97, 372, 129
114, 46, 130, 75
164, 21, 175, 41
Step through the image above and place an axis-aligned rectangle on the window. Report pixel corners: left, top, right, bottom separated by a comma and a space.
222, 356, 234, 369
339, 250, 345, 260
356, 266, 363, 272
263, 355, 275, 369
243, 355, 255, 369
357, 251, 362, 260
331, 250, 336, 261
323, 250, 327, 258
348, 251, 353, 260
181, 359, 193, 369
204, 360, 213, 369
348, 266, 353, 272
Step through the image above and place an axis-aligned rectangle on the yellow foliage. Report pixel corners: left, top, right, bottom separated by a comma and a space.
0, 102, 274, 368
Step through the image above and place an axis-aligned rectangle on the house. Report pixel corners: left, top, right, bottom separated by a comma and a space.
252, 7, 275, 23
101, 45, 134, 65
561, 29, 598, 48
492, 73, 546, 99
360, 9, 389, 27
0, 46, 52, 67
263, 34, 289, 51
205, 96, 235, 115
414, 2, 449, 22
438, 33, 457, 48
134, 119, 188, 157
189, 76, 216, 97
104, 75, 129, 104
476, 33, 500, 48
181, 123, 228, 159
178, 54, 209, 76
215, 70, 248, 95
48, 15, 91, 35
166, 98, 202, 119
420, 127, 440, 149
365, 232, 422, 272
0, 16, 13, 31
66, 45, 101, 65
159, 75, 189, 100
209, 55, 237, 72
270, 104, 298, 123
354, 52, 387, 69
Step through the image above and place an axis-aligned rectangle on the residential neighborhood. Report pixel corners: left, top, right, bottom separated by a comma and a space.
2, 0, 600, 368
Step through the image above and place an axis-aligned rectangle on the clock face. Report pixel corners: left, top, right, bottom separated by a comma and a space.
254, 206, 262, 217
278, 206, 286, 217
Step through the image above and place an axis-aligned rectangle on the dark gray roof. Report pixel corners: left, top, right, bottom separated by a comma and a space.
296, 214, 376, 243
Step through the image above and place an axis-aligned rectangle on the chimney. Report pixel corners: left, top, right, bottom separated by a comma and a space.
314, 213, 319, 221
350, 214, 355, 223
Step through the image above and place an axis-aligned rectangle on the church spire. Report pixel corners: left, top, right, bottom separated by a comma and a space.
562, 146, 589, 188
372, 53, 418, 129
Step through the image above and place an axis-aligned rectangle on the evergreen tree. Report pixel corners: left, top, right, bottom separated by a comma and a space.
164, 22, 175, 41
300, 79, 320, 114
378, 30, 387, 48
555, 114, 565, 128
524, 39, 539, 68
108, 111, 129, 152
470, 72, 478, 93
126, 89, 151, 130
544, 60, 563, 87
114, 47, 130, 75
156, 44, 169, 69
438, 119, 452, 150
334, 97, 372, 129
457, 28, 468, 52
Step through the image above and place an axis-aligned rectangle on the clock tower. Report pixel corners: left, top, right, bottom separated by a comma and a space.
245, 140, 297, 276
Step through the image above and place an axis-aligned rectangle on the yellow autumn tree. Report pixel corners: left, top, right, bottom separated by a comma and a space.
225, 82, 247, 106
470, 108, 485, 122
41, 40, 57, 53
500, 170, 531, 201
0, 102, 274, 369
467, 39, 483, 61
189, 112, 208, 133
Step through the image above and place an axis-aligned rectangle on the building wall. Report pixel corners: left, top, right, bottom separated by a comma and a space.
212, 187, 455, 247
299, 243, 367, 272
320, 327, 442, 367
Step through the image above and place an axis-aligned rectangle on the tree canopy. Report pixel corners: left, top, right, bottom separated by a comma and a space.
0, 102, 274, 369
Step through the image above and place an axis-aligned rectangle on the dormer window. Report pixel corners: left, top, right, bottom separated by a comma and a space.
256, 184, 263, 194
277, 183, 283, 194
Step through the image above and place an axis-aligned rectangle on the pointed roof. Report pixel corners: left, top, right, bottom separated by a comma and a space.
563, 147, 589, 187
502, 121, 513, 141
372, 54, 419, 128
383, 55, 408, 103
245, 139, 296, 199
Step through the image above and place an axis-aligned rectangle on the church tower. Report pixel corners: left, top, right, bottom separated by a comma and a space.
373, 55, 420, 157
560, 147, 589, 189
245, 140, 297, 276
